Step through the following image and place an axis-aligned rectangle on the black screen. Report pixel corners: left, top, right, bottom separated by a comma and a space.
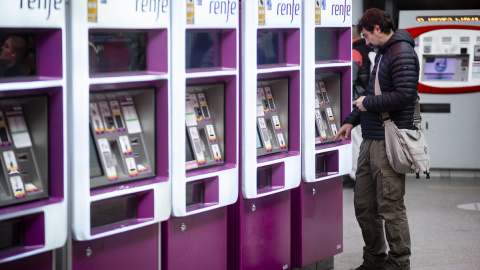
0, 127, 9, 142
114, 115, 124, 129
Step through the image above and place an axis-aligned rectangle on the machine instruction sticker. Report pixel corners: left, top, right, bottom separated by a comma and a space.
258, 117, 272, 152
315, 0, 321, 25
277, 133, 286, 149
190, 94, 203, 123
10, 176, 25, 199
125, 157, 138, 177
185, 94, 198, 127
121, 97, 142, 134
88, 0, 98, 22
330, 124, 338, 137
206, 125, 217, 142
24, 183, 39, 193
119, 135, 132, 156
197, 93, 211, 121
264, 87, 277, 112
258, 0, 266, 25
3, 151, 19, 174
272, 115, 282, 132
90, 103, 105, 134
98, 138, 118, 181
110, 101, 126, 132
0, 111, 11, 147
315, 109, 327, 141
6, 107, 32, 149
326, 108, 335, 123
211, 144, 222, 162
318, 81, 330, 105
99, 101, 115, 133
315, 82, 324, 106
189, 127, 206, 165
256, 88, 267, 116
187, 0, 195, 24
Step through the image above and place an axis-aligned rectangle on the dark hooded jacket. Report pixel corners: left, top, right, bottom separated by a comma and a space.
343, 29, 419, 140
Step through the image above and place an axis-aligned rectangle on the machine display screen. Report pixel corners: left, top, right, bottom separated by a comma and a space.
0, 32, 37, 78
257, 30, 286, 65
89, 31, 147, 74
315, 29, 339, 62
423, 57, 456, 80
186, 31, 221, 69
185, 129, 196, 162
89, 133, 104, 178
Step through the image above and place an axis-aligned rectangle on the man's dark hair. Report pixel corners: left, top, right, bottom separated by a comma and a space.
356, 8, 396, 35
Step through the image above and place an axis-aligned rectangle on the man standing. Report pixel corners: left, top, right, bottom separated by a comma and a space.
335, 8, 419, 270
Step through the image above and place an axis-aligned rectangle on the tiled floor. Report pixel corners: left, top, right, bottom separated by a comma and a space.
333, 176, 480, 270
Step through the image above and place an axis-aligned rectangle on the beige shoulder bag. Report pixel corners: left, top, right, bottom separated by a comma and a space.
375, 56, 431, 178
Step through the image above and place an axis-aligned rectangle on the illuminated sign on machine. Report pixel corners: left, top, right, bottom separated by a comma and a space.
416, 16, 480, 22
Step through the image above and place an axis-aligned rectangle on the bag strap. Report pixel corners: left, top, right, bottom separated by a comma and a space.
374, 55, 390, 120
375, 55, 422, 125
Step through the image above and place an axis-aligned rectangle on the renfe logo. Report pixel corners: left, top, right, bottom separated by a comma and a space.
19, 0, 62, 20
331, 0, 350, 23
136, 0, 169, 22
276, 0, 300, 23
209, 0, 237, 23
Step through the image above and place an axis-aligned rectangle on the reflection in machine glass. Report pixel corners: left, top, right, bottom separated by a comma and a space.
0, 32, 37, 79
186, 31, 222, 69
89, 31, 147, 74
257, 31, 286, 65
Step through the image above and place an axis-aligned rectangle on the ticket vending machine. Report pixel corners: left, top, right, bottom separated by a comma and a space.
293, 1, 352, 269
236, 1, 302, 269
69, 1, 171, 269
165, 1, 239, 269
399, 10, 480, 175
0, 2, 67, 268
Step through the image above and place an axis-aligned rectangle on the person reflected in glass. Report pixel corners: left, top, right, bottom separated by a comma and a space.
0, 35, 32, 77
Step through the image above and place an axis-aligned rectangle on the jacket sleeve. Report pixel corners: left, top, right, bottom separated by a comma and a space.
343, 107, 361, 127
362, 43, 418, 113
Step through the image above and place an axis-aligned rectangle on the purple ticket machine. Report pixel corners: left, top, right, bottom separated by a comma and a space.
236, 1, 302, 269
0, 3, 67, 269
69, 1, 171, 269
293, 1, 352, 269
164, 1, 239, 269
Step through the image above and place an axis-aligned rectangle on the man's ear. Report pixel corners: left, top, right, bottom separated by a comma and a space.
374, 25, 380, 34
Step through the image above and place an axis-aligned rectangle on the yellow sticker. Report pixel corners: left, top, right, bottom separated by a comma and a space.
187, 0, 195, 24
258, 0, 266, 25
315, 0, 321, 25
88, 0, 98, 22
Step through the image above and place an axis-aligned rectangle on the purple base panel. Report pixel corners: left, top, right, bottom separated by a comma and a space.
196, 119, 203, 123
106, 130, 115, 134
73, 224, 159, 270
280, 146, 287, 150
325, 102, 330, 105
124, 153, 133, 156
205, 118, 211, 121
266, 148, 273, 152
215, 158, 222, 162
162, 208, 228, 270
1, 251, 52, 270
118, 128, 126, 132
108, 177, 118, 182
130, 174, 138, 178
236, 191, 292, 270
198, 161, 206, 165
275, 128, 282, 132
270, 109, 277, 112
138, 168, 149, 172
210, 139, 217, 142
95, 131, 105, 135
15, 195, 26, 200
2, 142, 12, 147
292, 177, 343, 267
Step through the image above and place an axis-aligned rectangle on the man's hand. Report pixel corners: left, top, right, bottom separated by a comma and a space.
353, 96, 367, 111
334, 123, 354, 141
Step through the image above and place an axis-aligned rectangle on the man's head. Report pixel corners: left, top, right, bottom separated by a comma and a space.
356, 8, 396, 52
